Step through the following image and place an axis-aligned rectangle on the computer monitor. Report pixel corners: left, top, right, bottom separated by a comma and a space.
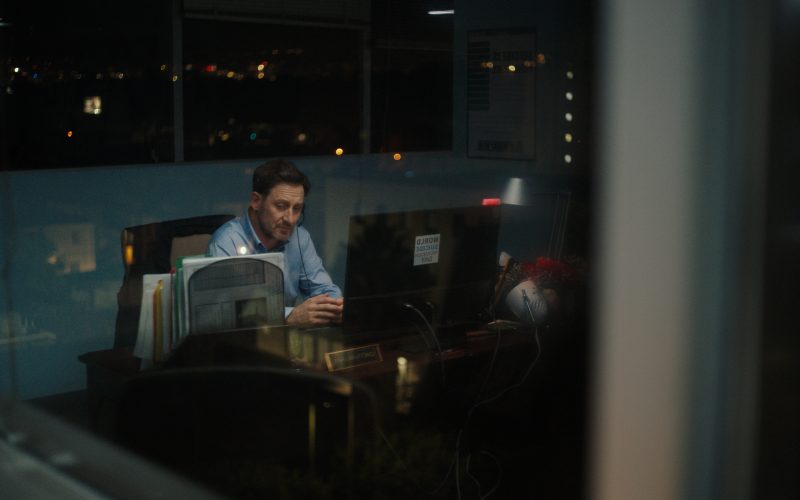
342, 205, 501, 338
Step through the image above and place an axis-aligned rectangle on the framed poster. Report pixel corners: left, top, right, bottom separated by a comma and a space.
467, 29, 537, 160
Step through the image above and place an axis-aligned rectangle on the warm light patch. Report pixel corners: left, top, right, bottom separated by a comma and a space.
393, 153, 402, 161
124, 244, 135, 265
335, 148, 344, 156
66, 130, 74, 138
83, 96, 102, 115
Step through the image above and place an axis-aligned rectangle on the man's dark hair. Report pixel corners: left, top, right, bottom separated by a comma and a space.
252, 159, 310, 196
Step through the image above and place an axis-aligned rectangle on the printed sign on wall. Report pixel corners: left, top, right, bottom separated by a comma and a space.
414, 234, 440, 266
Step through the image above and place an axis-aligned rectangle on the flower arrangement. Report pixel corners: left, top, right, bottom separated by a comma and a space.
520, 256, 583, 290
495, 253, 586, 324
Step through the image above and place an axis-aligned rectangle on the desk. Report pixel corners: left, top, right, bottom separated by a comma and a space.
79, 324, 573, 499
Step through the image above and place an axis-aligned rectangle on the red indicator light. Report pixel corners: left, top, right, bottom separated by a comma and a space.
481, 198, 502, 206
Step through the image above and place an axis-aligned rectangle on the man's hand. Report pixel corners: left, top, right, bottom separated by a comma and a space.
287, 294, 344, 327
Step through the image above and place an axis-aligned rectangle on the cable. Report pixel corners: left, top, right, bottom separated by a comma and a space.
522, 289, 536, 325
296, 227, 310, 294
475, 329, 503, 401
455, 328, 542, 499
402, 302, 446, 388
466, 450, 503, 500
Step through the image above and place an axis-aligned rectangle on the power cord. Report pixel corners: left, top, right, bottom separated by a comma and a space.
402, 302, 446, 388
455, 327, 542, 499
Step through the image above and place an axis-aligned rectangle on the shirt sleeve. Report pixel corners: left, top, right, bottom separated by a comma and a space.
297, 229, 342, 299
206, 222, 240, 257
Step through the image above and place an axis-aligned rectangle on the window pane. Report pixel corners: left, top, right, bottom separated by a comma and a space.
370, 0, 453, 152
1, 1, 174, 170
182, 20, 362, 160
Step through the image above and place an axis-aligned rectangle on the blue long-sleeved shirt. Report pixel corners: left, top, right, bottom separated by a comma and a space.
206, 210, 341, 318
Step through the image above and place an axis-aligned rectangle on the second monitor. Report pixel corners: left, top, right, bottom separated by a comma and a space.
343, 205, 501, 338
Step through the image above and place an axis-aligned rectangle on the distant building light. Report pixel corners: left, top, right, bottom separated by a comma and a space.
565, 112, 573, 122
249, 132, 257, 141
257, 72, 265, 79
428, 9, 454, 15
66, 130, 74, 138
297, 133, 308, 143
160, 64, 167, 71
508, 65, 516, 72
83, 96, 102, 115
393, 153, 402, 161
171, 75, 178, 82
13, 67, 19, 73
335, 148, 344, 156
564, 154, 573, 164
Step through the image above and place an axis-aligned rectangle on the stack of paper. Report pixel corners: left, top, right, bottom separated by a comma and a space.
133, 273, 173, 367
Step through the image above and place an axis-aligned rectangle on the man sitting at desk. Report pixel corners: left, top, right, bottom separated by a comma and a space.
207, 159, 343, 327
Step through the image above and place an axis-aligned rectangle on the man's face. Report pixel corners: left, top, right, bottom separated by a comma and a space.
250, 182, 305, 244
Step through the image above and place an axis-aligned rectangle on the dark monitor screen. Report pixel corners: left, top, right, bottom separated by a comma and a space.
342, 205, 501, 336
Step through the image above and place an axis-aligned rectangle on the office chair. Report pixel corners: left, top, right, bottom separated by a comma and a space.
113, 214, 235, 348
112, 366, 378, 499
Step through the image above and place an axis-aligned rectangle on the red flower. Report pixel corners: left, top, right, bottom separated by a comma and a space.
522, 257, 578, 289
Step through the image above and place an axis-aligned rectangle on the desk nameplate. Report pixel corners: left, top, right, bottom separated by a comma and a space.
324, 344, 383, 372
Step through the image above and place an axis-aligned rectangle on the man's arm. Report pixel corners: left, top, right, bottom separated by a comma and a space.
287, 228, 342, 326
295, 228, 342, 299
